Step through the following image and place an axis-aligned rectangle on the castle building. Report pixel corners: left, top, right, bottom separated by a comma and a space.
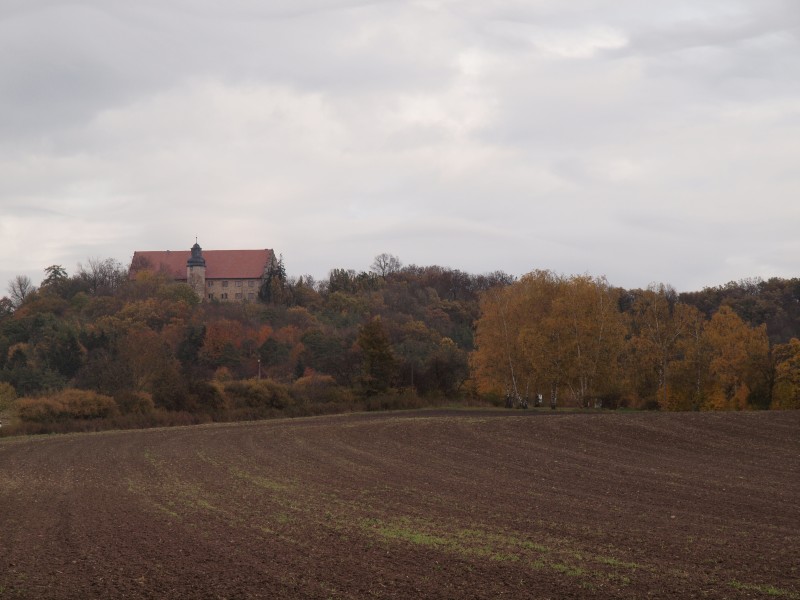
130, 243, 276, 302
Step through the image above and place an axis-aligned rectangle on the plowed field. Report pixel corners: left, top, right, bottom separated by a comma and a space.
1, 410, 799, 599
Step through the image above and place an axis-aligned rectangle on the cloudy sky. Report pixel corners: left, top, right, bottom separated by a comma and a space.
2, 0, 799, 293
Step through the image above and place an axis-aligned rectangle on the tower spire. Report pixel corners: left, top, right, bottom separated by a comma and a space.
188, 240, 205, 267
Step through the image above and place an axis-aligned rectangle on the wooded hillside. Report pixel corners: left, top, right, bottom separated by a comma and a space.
1, 258, 798, 434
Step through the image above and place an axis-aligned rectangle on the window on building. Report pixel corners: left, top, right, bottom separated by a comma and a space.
248, 280, 255, 288
222, 281, 229, 287
208, 293, 214, 299
207, 281, 213, 287
236, 280, 243, 287
221, 293, 228, 299
235, 293, 242, 299
248, 292, 255, 300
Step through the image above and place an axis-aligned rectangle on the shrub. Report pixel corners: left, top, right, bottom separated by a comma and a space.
16, 389, 118, 422
16, 397, 63, 422
223, 379, 293, 410
0, 381, 17, 411
59, 389, 118, 419
213, 367, 234, 382
291, 373, 353, 404
114, 391, 155, 414
189, 380, 227, 412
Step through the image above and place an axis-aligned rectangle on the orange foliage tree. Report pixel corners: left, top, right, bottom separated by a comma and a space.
199, 318, 245, 368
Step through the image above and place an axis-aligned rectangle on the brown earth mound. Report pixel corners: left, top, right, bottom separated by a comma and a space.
1, 409, 798, 599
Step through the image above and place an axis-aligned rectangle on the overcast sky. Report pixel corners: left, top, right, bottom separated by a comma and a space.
2, 0, 799, 293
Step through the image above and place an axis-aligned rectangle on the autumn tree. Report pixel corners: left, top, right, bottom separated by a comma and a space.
626, 284, 696, 409
663, 304, 710, 411
471, 279, 529, 399
199, 319, 245, 369
702, 306, 770, 410
285, 275, 322, 308
117, 327, 174, 392
473, 271, 625, 406
547, 275, 625, 406
0, 381, 16, 412
771, 338, 800, 409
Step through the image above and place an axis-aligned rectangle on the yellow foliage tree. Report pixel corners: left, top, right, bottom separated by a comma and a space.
117, 327, 171, 393
472, 270, 558, 399
473, 271, 625, 406
771, 338, 800, 409
701, 306, 770, 410
548, 275, 625, 406
626, 284, 697, 409
660, 303, 709, 411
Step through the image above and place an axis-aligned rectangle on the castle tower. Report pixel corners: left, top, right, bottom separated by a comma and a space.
186, 241, 206, 299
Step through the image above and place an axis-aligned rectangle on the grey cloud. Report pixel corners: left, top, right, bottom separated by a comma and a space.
619, 1, 800, 56
0, 204, 65, 218
1, 0, 798, 292
0, 0, 456, 146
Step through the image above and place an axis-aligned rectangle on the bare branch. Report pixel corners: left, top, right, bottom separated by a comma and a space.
7, 275, 36, 307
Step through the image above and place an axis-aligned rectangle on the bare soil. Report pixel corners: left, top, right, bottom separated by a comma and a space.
1, 409, 798, 599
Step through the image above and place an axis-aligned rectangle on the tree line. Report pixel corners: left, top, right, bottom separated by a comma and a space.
472, 271, 800, 410
1, 258, 798, 435
0, 255, 511, 434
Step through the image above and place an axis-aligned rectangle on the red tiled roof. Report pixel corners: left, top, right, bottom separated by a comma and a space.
131, 249, 275, 280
